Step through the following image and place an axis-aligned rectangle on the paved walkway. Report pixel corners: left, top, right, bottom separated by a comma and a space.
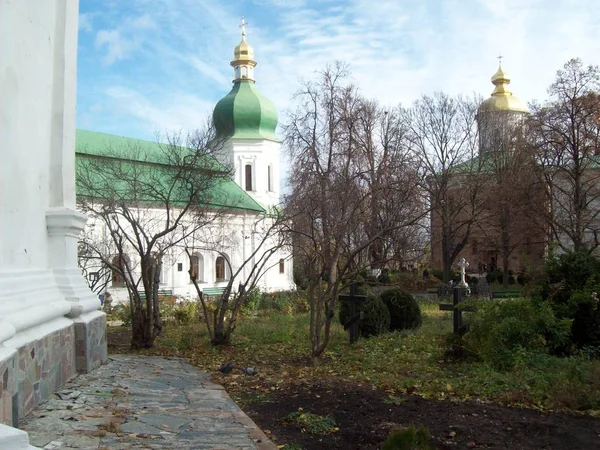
20, 355, 275, 450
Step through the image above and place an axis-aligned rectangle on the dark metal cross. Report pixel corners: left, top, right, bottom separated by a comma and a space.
339, 282, 367, 344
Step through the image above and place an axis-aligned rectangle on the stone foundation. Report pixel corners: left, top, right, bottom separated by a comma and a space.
74, 311, 107, 374
0, 321, 76, 427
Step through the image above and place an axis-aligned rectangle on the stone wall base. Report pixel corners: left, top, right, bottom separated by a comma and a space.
0, 319, 75, 427
74, 311, 107, 373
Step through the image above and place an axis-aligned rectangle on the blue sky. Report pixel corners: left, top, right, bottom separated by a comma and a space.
78, 0, 600, 141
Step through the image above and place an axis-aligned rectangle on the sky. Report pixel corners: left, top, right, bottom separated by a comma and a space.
77, 0, 600, 142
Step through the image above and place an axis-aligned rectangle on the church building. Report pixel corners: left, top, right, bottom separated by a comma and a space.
430, 63, 547, 276
77, 22, 295, 302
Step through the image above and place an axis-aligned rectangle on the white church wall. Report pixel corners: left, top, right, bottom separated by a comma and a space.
0, 0, 106, 437
82, 206, 295, 305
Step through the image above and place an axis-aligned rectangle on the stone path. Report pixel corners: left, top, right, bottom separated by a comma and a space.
20, 355, 275, 450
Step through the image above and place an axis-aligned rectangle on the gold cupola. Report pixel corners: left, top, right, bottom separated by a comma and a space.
230, 18, 257, 83
478, 62, 528, 114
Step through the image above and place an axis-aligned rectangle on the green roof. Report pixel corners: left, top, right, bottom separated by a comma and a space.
75, 129, 264, 213
213, 81, 278, 141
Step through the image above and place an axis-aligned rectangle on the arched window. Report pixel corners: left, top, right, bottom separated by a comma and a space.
245, 164, 253, 191
216, 256, 226, 281
267, 165, 273, 192
279, 258, 285, 274
111, 254, 130, 287
189, 253, 204, 282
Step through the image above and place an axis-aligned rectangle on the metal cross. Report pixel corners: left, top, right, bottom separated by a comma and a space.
497, 54, 503, 66
240, 17, 247, 37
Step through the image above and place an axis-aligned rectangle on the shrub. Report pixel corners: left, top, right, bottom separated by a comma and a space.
508, 275, 516, 285
241, 287, 262, 316
379, 289, 422, 331
258, 290, 299, 314
539, 251, 600, 307
378, 269, 391, 284
110, 303, 131, 326
567, 289, 600, 350
430, 268, 444, 281
382, 425, 433, 450
464, 298, 572, 370
517, 271, 531, 286
496, 271, 504, 284
486, 271, 496, 284
358, 297, 391, 337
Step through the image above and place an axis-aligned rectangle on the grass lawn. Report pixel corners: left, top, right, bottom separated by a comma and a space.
109, 300, 600, 415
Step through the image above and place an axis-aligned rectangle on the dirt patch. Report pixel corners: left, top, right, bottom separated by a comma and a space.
244, 381, 600, 449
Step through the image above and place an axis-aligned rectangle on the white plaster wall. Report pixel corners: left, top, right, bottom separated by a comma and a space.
229, 139, 281, 208
0, 0, 56, 269
83, 207, 295, 303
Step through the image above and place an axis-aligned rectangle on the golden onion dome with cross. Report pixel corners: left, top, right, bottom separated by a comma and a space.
230, 17, 257, 82
478, 58, 528, 114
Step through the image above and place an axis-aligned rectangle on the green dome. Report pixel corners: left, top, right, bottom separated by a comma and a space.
213, 81, 278, 141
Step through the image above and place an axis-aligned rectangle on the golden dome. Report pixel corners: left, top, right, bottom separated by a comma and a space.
478, 64, 528, 114
231, 18, 256, 77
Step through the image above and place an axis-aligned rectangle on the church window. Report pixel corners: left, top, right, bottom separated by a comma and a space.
190, 254, 204, 282
472, 238, 478, 254
245, 164, 253, 191
111, 254, 130, 287
279, 258, 285, 274
268, 165, 273, 192
216, 256, 226, 281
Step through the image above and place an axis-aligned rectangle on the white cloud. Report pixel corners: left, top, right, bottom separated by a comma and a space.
78, 0, 600, 140
79, 13, 93, 32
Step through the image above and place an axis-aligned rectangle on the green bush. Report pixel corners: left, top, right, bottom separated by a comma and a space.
430, 268, 443, 280
538, 251, 600, 307
486, 271, 497, 284
378, 269, 391, 284
508, 275, 516, 285
380, 289, 422, 331
464, 298, 572, 370
517, 271, 531, 286
530, 252, 600, 350
110, 303, 132, 326
258, 290, 299, 314
568, 289, 600, 350
358, 297, 391, 337
382, 425, 432, 450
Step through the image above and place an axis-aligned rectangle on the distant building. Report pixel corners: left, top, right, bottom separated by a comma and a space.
430, 63, 547, 275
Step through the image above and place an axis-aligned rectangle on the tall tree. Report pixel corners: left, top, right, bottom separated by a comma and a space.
529, 58, 600, 253
77, 127, 231, 348
284, 63, 423, 358
405, 93, 482, 281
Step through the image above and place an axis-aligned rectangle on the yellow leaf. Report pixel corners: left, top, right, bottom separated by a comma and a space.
446, 383, 453, 391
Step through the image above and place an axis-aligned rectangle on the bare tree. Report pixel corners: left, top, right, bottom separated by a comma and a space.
77, 127, 231, 349
529, 58, 600, 253
284, 63, 424, 358
404, 92, 483, 282
186, 208, 289, 346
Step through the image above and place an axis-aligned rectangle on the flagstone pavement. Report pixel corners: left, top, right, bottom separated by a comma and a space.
20, 355, 276, 450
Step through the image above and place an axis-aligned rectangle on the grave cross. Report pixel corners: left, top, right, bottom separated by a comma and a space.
338, 282, 367, 344
458, 257, 469, 288
439, 258, 473, 335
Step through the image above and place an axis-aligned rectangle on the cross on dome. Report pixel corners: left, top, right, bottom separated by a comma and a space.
240, 17, 247, 38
